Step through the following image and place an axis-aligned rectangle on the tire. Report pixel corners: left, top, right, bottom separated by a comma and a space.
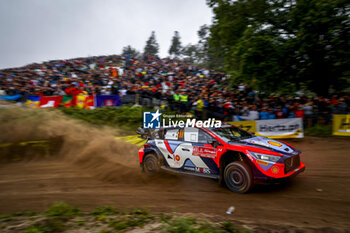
143, 153, 160, 174
223, 161, 254, 193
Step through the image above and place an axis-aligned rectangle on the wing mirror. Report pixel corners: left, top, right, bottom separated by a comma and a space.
136, 127, 148, 139
208, 138, 219, 147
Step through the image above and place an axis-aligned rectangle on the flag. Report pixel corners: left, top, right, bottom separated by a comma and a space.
39, 96, 63, 108
85, 95, 94, 109
95, 95, 121, 107
0, 94, 22, 101
75, 95, 87, 109
25, 96, 40, 108
62, 95, 73, 108
112, 68, 118, 77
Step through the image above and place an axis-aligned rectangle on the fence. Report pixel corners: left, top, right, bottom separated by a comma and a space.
1, 93, 347, 131
120, 94, 341, 129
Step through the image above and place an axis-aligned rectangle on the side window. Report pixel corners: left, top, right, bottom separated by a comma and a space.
198, 129, 213, 144
184, 127, 199, 142
164, 128, 180, 140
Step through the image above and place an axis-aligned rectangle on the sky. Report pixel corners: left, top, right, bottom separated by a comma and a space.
0, 0, 213, 69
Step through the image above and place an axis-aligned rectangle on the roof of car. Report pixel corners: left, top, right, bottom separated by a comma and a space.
157, 123, 235, 131
206, 123, 236, 131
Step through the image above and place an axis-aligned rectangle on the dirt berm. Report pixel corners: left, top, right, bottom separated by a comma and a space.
0, 108, 349, 232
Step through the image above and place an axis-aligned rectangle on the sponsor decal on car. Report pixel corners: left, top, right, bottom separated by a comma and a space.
248, 140, 270, 148
192, 146, 217, 158
271, 166, 280, 174
195, 167, 211, 174
184, 167, 195, 171
267, 141, 283, 147
256, 159, 269, 166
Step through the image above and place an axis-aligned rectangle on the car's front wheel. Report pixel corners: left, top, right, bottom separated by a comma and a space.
224, 161, 253, 193
143, 153, 160, 174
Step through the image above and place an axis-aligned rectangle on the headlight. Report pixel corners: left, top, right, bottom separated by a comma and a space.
249, 151, 281, 162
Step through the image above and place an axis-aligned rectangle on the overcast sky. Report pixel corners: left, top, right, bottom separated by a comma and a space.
0, 0, 213, 69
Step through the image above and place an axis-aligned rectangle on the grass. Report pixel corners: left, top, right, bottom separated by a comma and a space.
45, 202, 81, 217
57, 106, 190, 134
304, 125, 332, 137
2, 202, 248, 233
165, 217, 247, 233
91, 206, 120, 216
108, 208, 154, 231
20, 218, 66, 233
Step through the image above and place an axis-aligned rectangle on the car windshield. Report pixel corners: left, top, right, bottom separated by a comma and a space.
212, 126, 253, 142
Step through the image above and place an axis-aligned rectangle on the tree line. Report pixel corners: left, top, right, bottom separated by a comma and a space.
122, 0, 349, 96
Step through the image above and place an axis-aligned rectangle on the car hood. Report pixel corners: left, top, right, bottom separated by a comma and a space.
239, 136, 298, 155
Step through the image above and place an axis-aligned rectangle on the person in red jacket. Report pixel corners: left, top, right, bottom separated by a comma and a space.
294, 105, 304, 118
275, 107, 285, 119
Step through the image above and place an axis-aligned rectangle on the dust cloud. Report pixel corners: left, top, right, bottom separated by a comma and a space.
0, 107, 145, 183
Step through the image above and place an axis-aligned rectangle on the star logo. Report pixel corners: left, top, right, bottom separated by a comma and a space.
143, 110, 161, 129
150, 110, 161, 122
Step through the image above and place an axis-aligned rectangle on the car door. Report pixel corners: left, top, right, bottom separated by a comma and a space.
155, 128, 191, 169
179, 127, 220, 175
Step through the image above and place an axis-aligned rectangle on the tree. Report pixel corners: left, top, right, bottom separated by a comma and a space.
169, 31, 182, 57
182, 44, 199, 64
197, 24, 224, 70
144, 31, 159, 56
207, 0, 350, 95
122, 45, 140, 57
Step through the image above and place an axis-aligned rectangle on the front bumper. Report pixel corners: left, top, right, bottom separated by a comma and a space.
254, 164, 305, 184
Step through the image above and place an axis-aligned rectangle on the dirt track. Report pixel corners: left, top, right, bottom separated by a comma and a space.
0, 136, 350, 232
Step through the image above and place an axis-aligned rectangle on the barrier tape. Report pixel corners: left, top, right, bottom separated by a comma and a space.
115, 135, 147, 146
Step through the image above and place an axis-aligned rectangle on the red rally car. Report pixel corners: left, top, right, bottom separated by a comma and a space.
138, 124, 305, 193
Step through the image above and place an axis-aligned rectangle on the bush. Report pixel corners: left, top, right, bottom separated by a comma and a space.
45, 202, 81, 217
58, 106, 145, 131
58, 106, 189, 132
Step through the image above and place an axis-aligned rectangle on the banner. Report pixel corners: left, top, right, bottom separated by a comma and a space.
256, 118, 303, 138
95, 95, 121, 107
333, 114, 350, 136
75, 95, 87, 109
62, 95, 74, 108
25, 96, 40, 108
39, 96, 63, 108
0, 94, 22, 101
228, 118, 303, 139
85, 95, 94, 109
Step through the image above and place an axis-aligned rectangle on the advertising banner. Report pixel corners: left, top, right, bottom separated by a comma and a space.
256, 118, 303, 139
228, 118, 304, 139
333, 114, 350, 136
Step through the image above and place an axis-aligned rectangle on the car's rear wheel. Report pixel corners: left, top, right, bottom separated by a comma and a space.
143, 153, 160, 174
224, 161, 253, 193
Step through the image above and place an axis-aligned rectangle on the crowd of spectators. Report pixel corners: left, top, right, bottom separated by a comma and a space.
0, 55, 349, 127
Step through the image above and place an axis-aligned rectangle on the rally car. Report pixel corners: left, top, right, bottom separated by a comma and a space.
138, 124, 305, 193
